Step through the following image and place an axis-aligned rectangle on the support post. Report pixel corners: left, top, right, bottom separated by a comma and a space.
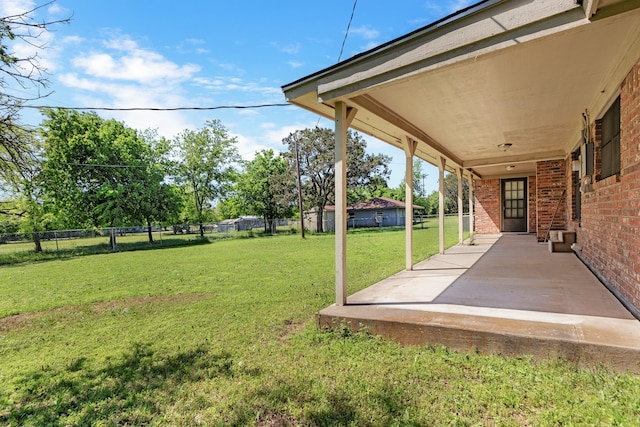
404, 137, 418, 271
458, 167, 464, 245
468, 175, 474, 240
439, 157, 446, 254
334, 102, 356, 306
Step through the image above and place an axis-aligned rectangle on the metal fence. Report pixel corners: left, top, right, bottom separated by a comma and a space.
0, 220, 300, 260
310, 213, 469, 232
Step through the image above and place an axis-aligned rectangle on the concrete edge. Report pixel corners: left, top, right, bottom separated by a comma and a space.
316, 308, 640, 373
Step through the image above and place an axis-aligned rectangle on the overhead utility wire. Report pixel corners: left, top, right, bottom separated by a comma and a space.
338, 0, 359, 62
19, 103, 290, 112
317, 0, 358, 129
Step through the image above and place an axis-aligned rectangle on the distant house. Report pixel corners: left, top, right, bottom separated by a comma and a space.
305, 197, 424, 232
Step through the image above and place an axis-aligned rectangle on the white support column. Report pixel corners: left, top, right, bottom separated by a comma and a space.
468, 175, 475, 239
439, 156, 446, 255
334, 101, 356, 306
404, 137, 418, 271
458, 167, 464, 245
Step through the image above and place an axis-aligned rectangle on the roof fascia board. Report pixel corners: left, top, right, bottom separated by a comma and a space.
318, 0, 584, 101
283, 79, 320, 105
281, 0, 500, 94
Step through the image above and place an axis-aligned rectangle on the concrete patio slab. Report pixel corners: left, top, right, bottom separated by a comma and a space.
317, 234, 640, 372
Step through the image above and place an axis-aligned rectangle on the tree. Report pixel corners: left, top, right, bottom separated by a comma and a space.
40, 109, 180, 244
134, 130, 182, 242
0, 126, 57, 252
387, 159, 430, 207
282, 127, 391, 232
443, 172, 469, 214
173, 120, 239, 237
422, 172, 470, 216
0, 2, 70, 191
236, 149, 294, 233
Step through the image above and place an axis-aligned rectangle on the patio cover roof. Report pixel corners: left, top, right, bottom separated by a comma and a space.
282, 0, 640, 179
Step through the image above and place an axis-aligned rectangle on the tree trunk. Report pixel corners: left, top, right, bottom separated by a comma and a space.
199, 222, 204, 237
147, 219, 154, 243
33, 232, 42, 253
317, 208, 324, 233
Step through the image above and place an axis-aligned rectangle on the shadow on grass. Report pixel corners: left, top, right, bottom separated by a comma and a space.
226, 379, 361, 427
0, 228, 303, 267
2, 342, 235, 426
228, 376, 424, 426
0, 237, 214, 267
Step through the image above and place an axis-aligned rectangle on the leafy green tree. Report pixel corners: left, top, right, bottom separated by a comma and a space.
134, 130, 182, 242
173, 120, 240, 237
40, 109, 180, 244
421, 173, 469, 216
424, 191, 439, 215
0, 127, 60, 252
282, 127, 391, 232
214, 196, 242, 221
444, 172, 469, 214
387, 159, 430, 207
236, 149, 294, 233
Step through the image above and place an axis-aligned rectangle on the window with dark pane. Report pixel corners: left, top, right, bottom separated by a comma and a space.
600, 96, 620, 179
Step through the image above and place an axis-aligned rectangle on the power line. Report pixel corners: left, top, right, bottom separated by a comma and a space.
55, 163, 146, 168
316, 0, 358, 128
338, 0, 358, 62
20, 103, 290, 112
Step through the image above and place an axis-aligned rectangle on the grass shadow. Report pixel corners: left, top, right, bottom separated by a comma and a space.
2, 342, 234, 426
0, 236, 214, 267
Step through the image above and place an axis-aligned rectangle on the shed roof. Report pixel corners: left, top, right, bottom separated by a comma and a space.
325, 197, 424, 212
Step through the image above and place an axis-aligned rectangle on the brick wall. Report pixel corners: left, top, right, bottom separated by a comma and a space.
578, 59, 640, 311
474, 179, 500, 233
536, 160, 567, 241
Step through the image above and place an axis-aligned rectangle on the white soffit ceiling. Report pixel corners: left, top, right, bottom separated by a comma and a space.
283, 0, 640, 178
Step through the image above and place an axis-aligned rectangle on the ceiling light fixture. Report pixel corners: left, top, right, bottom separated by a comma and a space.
506, 165, 516, 171
498, 143, 513, 151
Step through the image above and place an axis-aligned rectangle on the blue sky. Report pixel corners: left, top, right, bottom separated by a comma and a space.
5, 0, 472, 194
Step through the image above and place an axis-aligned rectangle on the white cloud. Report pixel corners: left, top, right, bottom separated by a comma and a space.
449, 0, 474, 13
261, 121, 314, 148
0, 0, 34, 16
282, 43, 300, 54
424, 0, 474, 14
71, 36, 200, 84
218, 62, 246, 74
47, 2, 68, 17
349, 25, 380, 40
58, 67, 200, 139
185, 38, 206, 45
288, 60, 304, 69
192, 76, 282, 100
61, 35, 83, 45
360, 41, 380, 51
233, 132, 273, 161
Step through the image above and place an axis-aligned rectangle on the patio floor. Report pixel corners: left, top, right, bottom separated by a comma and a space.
317, 233, 640, 372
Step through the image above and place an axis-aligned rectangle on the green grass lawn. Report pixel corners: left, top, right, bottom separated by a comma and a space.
1, 219, 639, 426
